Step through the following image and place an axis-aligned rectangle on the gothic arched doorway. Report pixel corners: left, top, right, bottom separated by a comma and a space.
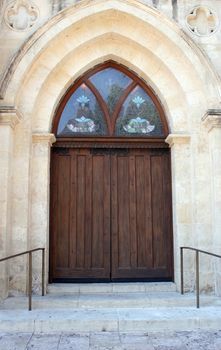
49, 62, 173, 282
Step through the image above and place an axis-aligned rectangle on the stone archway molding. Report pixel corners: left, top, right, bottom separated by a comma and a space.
0, 0, 220, 109
1, 0, 220, 294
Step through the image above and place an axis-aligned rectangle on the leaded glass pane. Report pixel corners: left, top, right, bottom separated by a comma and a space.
115, 86, 164, 137
89, 68, 132, 114
57, 84, 107, 136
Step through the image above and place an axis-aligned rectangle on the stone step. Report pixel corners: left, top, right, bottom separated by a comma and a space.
0, 306, 221, 333
47, 282, 177, 294
1, 292, 221, 310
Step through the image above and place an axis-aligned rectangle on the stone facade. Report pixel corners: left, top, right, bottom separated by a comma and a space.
0, 0, 221, 298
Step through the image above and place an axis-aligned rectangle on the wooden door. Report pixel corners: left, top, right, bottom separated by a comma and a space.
111, 148, 173, 281
50, 147, 111, 281
50, 147, 173, 282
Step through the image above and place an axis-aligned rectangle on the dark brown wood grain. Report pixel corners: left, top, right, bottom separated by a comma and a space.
50, 147, 173, 282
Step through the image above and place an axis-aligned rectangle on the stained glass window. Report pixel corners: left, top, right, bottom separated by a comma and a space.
57, 84, 107, 136
115, 86, 163, 137
89, 68, 132, 115
55, 64, 167, 138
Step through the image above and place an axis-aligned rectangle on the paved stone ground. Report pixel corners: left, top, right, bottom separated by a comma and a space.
0, 330, 221, 350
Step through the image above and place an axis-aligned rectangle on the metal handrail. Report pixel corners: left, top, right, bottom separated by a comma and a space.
180, 246, 221, 308
0, 248, 45, 311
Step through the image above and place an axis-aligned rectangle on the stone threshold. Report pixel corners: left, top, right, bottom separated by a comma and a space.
47, 282, 177, 294
1, 292, 221, 310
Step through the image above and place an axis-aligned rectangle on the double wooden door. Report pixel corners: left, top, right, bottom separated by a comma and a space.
50, 146, 173, 282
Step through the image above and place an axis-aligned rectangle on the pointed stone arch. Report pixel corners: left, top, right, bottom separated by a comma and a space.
1, 0, 221, 293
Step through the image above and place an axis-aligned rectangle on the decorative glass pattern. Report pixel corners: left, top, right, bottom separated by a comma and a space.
89, 68, 132, 114
57, 84, 107, 136
115, 86, 164, 137
56, 65, 166, 138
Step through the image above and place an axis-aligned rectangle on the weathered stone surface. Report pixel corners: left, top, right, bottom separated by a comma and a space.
0, 0, 221, 301
26, 333, 61, 350
0, 330, 221, 349
0, 332, 32, 350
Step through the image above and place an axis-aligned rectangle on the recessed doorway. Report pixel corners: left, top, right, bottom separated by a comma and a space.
49, 62, 173, 282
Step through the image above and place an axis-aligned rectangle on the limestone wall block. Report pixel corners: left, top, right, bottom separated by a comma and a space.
1, 0, 220, 295
176, 204, 192, 224
0, 109, 22, 298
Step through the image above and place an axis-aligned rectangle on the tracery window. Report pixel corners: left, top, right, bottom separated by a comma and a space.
55, 63, 168, 138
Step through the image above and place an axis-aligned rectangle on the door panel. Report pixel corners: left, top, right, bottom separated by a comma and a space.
111, 149, 173, 281
50, 148, 111, 281
50, 147, 173, 282
151, 154, 166, 269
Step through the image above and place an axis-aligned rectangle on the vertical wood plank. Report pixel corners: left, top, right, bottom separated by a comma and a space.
92, 155, 105, 268
143, 152, 153, 269
117, 156, 130, 268
151, 154, 165, 268
85, 151, 92, 269
136, 155, 146, 268
70, 149, 77, 269
50, 150, 58, 280
56, 154, 71, 268
103, 154, 111, 275
111, 154, 118, 275
76, 155, 86, 268
129, 154, 137, 268
163, 151, 173, 276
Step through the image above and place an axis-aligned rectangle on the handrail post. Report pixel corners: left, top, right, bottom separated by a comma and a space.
196, 250, 200, 308
180, 247, 184, 294
0, 247, 46, 311
28, 252, 32, 311
42, 248, 45, 296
